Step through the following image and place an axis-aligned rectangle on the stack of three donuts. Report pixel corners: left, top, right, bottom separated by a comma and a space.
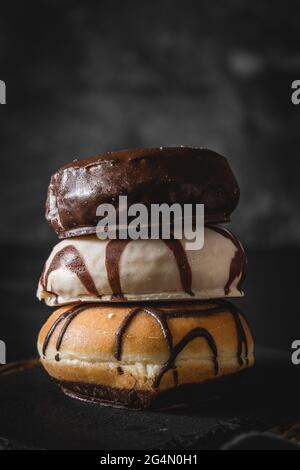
37, 147, 254, 408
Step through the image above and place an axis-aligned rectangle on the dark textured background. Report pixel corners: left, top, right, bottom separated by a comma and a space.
1, 1, 300, 361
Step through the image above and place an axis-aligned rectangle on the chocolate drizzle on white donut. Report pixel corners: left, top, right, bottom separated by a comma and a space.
42, 301, 249, 387
105, 240, 131, 300
163, 240, 194, 297
40, 228, 245, 301
40, 238, 194, 301
40, 245, 99, 298
208, 225, 246, 295
105, 239, 194, 300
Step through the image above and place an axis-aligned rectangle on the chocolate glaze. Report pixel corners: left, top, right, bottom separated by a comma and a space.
163, 240, 194, 296
42, 301, 250, 389
105, 240, 131, 300
59, 380, 156, 409
209, 225, 247, 295
41, 245, 99, 298
45, 147, 240, 238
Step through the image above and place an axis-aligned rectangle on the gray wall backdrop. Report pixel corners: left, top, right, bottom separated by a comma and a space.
1, 0, 300, 248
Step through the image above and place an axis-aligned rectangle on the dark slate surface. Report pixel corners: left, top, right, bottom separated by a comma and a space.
0, 347, 298, 450
222, 432, 300, 450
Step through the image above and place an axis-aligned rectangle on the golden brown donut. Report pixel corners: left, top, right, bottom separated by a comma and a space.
37, 300, 254, 409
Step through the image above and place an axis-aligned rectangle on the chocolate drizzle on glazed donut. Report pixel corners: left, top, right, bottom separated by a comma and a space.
41, 301, 249, 386
41, 245, 99, 298
214, 300, 249, 366
105, 239, 194, 300
155, 327, 218, 388
42, 303, 100, 361
114, 300, 248, 387
115, 306, 173, 360
209, 225, 246, 295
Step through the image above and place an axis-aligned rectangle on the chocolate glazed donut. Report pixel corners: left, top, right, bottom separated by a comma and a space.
45, 147, 240, 238
42, 301, 249, 388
